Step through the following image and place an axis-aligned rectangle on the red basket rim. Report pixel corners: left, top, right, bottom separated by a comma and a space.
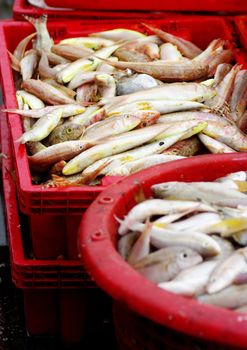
79, 153, 247, 349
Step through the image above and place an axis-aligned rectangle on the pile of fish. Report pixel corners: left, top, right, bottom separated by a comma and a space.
118, 171, 247, 312
3, 15, 247, 187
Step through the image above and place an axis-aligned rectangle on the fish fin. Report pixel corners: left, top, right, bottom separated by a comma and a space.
134, 180, 146, 204
114, 215, 124, 225
235, 181, 247, 193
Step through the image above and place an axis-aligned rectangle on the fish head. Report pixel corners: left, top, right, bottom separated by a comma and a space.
176, 247, 203, 268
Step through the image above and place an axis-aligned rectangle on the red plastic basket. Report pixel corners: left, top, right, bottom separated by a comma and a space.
79, 152, 247, 350
0, 17, 246, 216
235, 15, 247, 51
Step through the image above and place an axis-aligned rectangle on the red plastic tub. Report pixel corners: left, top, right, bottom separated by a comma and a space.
79, 152, 247, 350
235, 16, 247, 51
0, 17, 246, 217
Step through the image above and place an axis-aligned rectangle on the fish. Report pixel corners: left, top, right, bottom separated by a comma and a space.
81, 113, 141, 142
95, 74, 116, 98
20, 49, 38, 80
206, 64, 241, 111
24, 15, 54, 51
16, 90, 45, 109
68, 71, 109, 90
207, 247, 247, 294
118, 198, 216, 236
108, 100, 205, 116
38, 50, 57, 79
114, 48, 151, 62
214, 63, 232, 85
28, 139, 94, 169
237, 110, 247, 133
235, 305, 247, 313
205, 217, 247, 237
76, 82, 98, 103
89, 28, 146, 41
72, 106, 106, 127
51, 44, 94, 61
231, 70, 247, 122
159, 43, 184, 61
106, 154, 185, 176
135, 42, 160, 60
59, 37, 115, 50
216, 171, 247, 183
21, 79, 76, 105
149, 226, 221, 257
62, 123, 172, 175
152, 181, 247, 207
102, 83, 216, 107
192, 39, 225, 66
97, 58, 208, 82
46, 121, 86, 145
18, 108, 63, 143
116, 74, 159, 96
233, 231, 247, 246
208, 50, 234, 77
142, 23, 202, 59
56, 44, 120, 83
49, 160, 67, 175
81, 132, 187, 178
127, 221, 151, 265
162, 137, 201, 157
8, 50, 21, 72
45, 51, 70, 65
198, 133, 237, 154
118, 231, 140, 260
43, 79, 76, 99
2, 105, 85, 119
198, 284, 247, 309
26, 141, 46, 155
133, 246, 202, 283
157, 111, 227, 125
13, 32, 37, 61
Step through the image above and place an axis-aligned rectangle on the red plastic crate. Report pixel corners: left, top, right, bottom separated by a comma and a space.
0, 17, 246, 216
235, 15, 247, 51
79, 153, 247, 350
46, 0, 247, 12
13, 0, 176, 21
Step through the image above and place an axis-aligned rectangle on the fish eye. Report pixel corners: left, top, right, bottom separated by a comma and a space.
181, 253, 188, 258
142, 122, 147, 127
159, 142, 164, 146
67, 128, 72, 134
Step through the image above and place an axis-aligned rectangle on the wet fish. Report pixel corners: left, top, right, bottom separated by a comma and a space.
72, 106, 106, 127
62, 123, 171, 175
108, 100, 205, 116
81, 113, 141, 142
231, 70, 247, 122
43, 79, 76, 99
16, 90, 45, 109
68, 71, 108, 90
98, 58, 208, 82
116, 74, 159, 96
90, 28, 146, 41
152, 181, 247, 207
208, 50, 234, 77
214, 63, 232, 85
127, 221, 151, 265
13, 32, 36, 61
76, 82, 98, 103
49, 160, 67, 175
159, 43, 183, 61
166, 212, 221, 232
118, 198, 216, 236
142, 23, 202, 58
51, 44, 94, 61
18, 108, 63, 143
102, 83, 215, 107
38, 50, 57, 79
162, 137, 201, 157
2, 104, 85, 119
133, 246, 202, 283
21, 79, 76, 105
198, 284, 247, 309
57, 44, 120, 83
95, 74, 116, 98
59, 37, 115, 49
237, 110, 247, 133
118, 231, 140, 260
24, 15, 53, 51
106, 154, 185, 176
198, 133, 236, 154
46, 121, 85, 145
20, 49, 38, 80
114, 48, 151, 62
26, 141, 46, 155
28, 139, 93, 169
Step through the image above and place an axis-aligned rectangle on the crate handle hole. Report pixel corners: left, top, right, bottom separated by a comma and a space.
99, 196, 113, 204
91, 231, 106, 241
